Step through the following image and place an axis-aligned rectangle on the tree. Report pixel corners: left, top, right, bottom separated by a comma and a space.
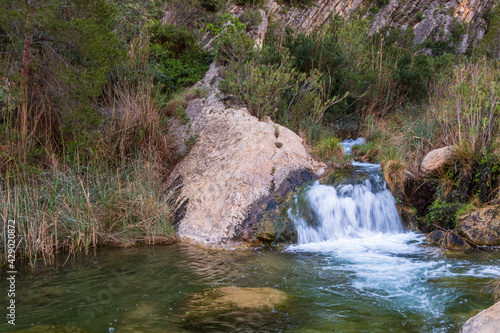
0, 0, 124, 145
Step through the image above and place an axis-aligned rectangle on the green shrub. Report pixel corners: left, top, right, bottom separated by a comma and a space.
148, 21, 212, 95
239, 9, 263, 32
200, 0, 225, 11
313, 136, 343, 161
214, 19, 255, 64
425, 199, 462, 230
235, 0, 265, 7
219, 53, 343, 124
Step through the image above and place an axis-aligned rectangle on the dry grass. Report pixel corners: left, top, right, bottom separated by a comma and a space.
383, 158, 407, 194
0, 37, 179, 269
0, 158, 175, 269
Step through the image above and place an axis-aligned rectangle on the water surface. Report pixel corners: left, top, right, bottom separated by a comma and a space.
0, 241, 498, 333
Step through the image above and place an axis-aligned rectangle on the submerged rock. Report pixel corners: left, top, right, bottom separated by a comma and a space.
461, 301, 500, 333
180, 287, 289, 332
165, 64, 326, 245
457, 206, 500, 246
187, 287, 287, 310
425, 230, 471, 250
420, 146, 454, 175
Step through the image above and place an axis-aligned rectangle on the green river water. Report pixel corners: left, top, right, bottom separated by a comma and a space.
0, 243, 498, 333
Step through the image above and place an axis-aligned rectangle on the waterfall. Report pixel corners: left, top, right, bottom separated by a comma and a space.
289, 138, 404, 244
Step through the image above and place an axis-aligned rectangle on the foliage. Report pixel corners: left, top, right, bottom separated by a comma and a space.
435, 61, 500, 165
0, 0, 125, 136
239, 9, 263, 32
0, 157, 175, 268
425, 199, 462, 230
235, 0, 265, 7
220, 53, 344, 126
214, 16, 255, 64
200, 0, 225, 12
280, 0, 313, 9
478, 4, 500, 59
313, 136, 343, 161
148, 21, 213, 96
113, 0, 164, 43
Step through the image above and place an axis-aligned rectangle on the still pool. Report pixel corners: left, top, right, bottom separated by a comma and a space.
0, 241, 498, 333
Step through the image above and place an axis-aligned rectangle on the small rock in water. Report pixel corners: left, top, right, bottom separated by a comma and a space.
109, 328, 115, 333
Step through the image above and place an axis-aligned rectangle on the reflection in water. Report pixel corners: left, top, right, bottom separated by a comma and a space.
0, 244, 498, 333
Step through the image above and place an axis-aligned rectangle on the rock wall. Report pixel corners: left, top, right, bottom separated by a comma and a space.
270, 0, 497, 53
165, 64, 326, 245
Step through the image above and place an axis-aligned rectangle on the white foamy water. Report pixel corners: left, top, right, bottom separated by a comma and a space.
287, 139, 500, 328
289, 179, 402, 244
340, 138, 366, 155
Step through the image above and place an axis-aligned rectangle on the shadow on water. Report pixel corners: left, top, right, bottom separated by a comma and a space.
1, 140, 499, 332
0, 243, 498, 333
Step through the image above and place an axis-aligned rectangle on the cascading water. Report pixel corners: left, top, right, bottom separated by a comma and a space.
289, 138, 403, 244
287, 139, 500, 332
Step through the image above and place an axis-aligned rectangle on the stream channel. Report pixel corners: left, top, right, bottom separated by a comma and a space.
1, 139, 499, 333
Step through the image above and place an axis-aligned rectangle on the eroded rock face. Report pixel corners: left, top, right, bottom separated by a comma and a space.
461, 301, 500, 333
165, 64, 326, 245
457, 206, 500, 246
425, 230, 471, 249
270, 0, 497, 55
420, 146, 454, 175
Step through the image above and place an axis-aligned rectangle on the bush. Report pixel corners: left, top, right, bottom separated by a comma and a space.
214, 20, 255, 64
219, 53, 343, 125
235, 0, 265, 7
148, 21, 212, 95
280, 0, 313, 9
240, 9, 263, 32
313, 136, 346, 165
314, 136, 343, 160
200, 0, 225, 11
0, 158, 175, 268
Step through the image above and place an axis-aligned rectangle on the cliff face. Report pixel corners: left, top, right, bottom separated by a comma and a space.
270, 0, 497, 53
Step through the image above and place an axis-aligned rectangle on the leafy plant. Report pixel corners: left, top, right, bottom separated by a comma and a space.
239, 9, 262, 32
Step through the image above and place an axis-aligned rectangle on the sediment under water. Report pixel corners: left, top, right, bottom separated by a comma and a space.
0, 139, 499, 333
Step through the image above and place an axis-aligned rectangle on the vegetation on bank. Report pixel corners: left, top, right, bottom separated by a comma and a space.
0, 0, 212, 267
0, 0, 499, 267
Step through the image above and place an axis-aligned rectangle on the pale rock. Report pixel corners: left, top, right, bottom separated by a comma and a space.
420, 146, 454, 175
461, 301, 500, 333
269, 0, 497, 55
166, 64, 326, 245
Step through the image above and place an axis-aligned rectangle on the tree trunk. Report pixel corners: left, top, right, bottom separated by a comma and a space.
20, 8, 34, 149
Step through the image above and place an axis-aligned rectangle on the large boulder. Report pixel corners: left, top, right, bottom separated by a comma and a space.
420, 146, 454, 175
457, 206, 500, 246
165, 64, 326, 245
425, 230, 471, 250
461, 301, 500, 333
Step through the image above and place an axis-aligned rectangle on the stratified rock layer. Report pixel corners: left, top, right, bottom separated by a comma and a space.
270, 0, 497, 54
461, 301, 500, 333
165, 64, 326, 245
457, 205, 500, 246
